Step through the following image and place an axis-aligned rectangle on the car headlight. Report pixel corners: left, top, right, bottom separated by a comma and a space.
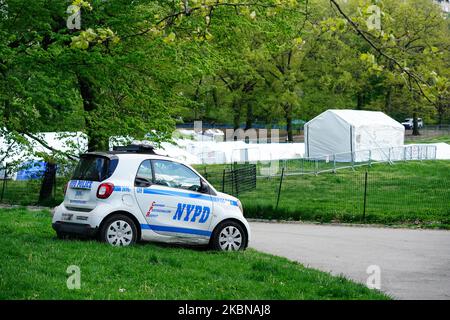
237, 200, 243, 214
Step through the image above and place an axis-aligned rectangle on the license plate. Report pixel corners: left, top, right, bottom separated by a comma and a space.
62, 213, 73, 221
69, 180, 93, 190
75, 190, 84, 198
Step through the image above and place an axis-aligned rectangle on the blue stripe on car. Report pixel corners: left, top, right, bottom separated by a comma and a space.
142, 188, 238, 206
113, 186, 131, 192
141, 224, 212, 237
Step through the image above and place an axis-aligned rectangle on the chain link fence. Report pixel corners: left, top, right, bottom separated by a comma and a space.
0, 161, 75, 206
200, 163, 257, 196
1, 154, 449, 227
404, 125, 450, 142
197, 160, 450, 227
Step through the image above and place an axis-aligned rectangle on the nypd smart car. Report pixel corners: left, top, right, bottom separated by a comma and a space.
52, 144, 250, 251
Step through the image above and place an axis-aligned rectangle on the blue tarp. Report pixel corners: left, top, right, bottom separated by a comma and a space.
16, 161, 47, 181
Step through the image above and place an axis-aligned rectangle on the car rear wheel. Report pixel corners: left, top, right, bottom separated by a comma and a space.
100, 214, 137, 247
211, 221, 247, 251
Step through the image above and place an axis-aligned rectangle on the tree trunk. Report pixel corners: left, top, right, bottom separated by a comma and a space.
412, 112, 420, 136
436, 97, 449, 126
232, 98, 241, 131
245, 102, 254, 130
284, 103, 293, 142
193, 78, 202, 120
77, 75, 108, 151
437, 101, 443, 126
212, 87, 219, 110
3, 99, 10, 122
39, 162, 56, 205
356, 92, 364, 110
385, 87, 392, 114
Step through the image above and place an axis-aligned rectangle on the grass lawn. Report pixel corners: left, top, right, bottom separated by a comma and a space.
0, 208, 388, 300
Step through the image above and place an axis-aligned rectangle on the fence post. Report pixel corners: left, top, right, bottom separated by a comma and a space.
333, 154, 336, 173
230, 170, 234, 195
351, 152, 355, 171
222, 169, 225, 192
1, 163, 7, 202
233, 171, 237, 196
362, 171, 368, 222
234, 168, 239, 196
275, 167, 285, 210
204, 166, 208, 179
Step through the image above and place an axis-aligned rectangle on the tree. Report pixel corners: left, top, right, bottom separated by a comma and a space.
2, 0, 449, 159
328, 0, 450, 132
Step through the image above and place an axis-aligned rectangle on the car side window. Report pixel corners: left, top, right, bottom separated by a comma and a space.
135, 160, 153, 186
152, 160, 201, 192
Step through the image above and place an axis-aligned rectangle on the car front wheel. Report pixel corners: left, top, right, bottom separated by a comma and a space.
211, 221, 247, 251
100, 214, 137, 247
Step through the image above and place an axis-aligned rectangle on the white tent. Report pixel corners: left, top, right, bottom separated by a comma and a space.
304, 110, 405, 162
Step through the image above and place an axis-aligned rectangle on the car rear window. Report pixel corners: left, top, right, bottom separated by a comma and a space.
71, 155, 118, 182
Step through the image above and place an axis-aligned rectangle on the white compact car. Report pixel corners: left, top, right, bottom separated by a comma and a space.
52, 144, 250, 251
402, 118, 423, 129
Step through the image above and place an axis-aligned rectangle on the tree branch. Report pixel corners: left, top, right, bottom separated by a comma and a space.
22, 132, 79, 161
124, 1, 279, 38
0, 141, 17, 165
329, 0, 435, 105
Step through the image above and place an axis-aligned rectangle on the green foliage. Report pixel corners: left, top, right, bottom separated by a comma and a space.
180, 0, 450, 128
1, 0, 449, 159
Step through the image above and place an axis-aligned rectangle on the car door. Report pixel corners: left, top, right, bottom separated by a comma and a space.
134, 159, 213, 238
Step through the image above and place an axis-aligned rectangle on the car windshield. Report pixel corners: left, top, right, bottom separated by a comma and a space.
72, 155, 117, 182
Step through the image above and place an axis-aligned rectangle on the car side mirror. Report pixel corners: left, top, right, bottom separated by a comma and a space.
199, 180, 209, 194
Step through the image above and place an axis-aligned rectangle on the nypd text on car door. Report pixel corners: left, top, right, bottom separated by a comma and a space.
134, 159, 213, 239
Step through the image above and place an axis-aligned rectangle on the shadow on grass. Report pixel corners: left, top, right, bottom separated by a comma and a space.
52, 232, 211, 252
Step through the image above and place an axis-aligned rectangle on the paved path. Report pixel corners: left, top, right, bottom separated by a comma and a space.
249, 222, 450, 300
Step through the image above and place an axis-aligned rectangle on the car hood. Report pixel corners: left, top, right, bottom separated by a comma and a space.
215, 191, 239, 204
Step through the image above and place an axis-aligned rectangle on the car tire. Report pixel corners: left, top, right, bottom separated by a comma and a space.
210, 220, 247, 251
100, 214, 138, 247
